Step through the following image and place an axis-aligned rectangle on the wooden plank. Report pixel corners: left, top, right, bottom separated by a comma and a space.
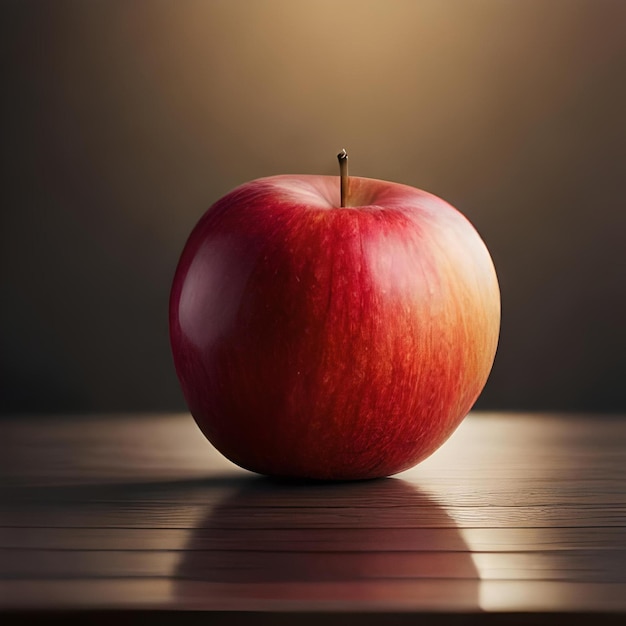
2, 579, 626, 613
1, 548, 625, 583
3, 526, 625, 552
2, 503, 626, 529
4, 476, 626, 507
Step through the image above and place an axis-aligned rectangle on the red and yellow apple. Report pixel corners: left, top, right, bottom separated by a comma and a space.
169, 167, 500, 480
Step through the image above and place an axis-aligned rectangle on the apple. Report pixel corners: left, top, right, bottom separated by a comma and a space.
169, 154, 500, 480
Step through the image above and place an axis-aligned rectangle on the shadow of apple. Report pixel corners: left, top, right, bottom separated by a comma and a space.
174, 477, 479, 592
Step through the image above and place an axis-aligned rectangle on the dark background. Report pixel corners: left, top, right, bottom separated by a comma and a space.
2, 0, 625, 415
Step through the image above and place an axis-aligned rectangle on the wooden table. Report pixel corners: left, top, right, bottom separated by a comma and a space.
1, 413, 625, 624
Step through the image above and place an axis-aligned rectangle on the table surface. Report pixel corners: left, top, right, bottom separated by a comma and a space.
1, 412, 625, 624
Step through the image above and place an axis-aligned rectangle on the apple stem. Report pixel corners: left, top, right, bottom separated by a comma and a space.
338, 149, 349, 208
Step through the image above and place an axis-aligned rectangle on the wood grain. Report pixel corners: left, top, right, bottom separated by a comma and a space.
1, 412, 625, 623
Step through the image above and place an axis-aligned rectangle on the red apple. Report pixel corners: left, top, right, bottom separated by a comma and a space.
169, 166, 500, 480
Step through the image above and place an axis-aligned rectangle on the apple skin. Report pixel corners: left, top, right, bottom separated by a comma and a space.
169, 175, 500, 480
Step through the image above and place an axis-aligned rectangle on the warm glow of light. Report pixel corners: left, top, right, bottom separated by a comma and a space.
402, 414, 615, 612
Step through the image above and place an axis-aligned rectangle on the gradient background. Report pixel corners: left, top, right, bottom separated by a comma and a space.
2, 0, 625, 415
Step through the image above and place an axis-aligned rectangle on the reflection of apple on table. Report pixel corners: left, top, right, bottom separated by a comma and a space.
175, 477, 480, 607
170, 152, 500, 480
